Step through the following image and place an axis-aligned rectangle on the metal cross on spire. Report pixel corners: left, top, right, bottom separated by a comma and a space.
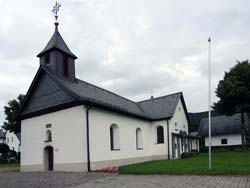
52, 1, 62, 21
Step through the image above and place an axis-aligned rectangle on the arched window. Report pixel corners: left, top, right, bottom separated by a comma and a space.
110, 124, 120, 150
136, 128, 143, 150
157, 126, 164, 144
45, 130, 52, 142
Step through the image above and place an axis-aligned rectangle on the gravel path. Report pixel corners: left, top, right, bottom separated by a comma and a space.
0, 172, 250, 188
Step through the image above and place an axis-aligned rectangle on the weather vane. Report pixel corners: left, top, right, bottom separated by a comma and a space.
52, 1, 62, 22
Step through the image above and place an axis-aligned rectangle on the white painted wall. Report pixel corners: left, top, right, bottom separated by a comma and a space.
21, 98, 193, 171
21, 106, 87, 169
168, 99, 190, 159
205, 134, 242, 146
5, 131, 20, 153
89, 108, 169, 162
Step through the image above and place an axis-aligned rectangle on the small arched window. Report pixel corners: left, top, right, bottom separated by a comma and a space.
110, 124, 120, 150
45, 130, 52, 142
157, 126, 164, 144
136, 128, 143, 150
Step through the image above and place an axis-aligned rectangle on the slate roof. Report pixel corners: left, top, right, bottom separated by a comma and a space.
19, 66, 186, 121
137, 93, 182, 119
0, 129, 5, 139
198, 114, 241, 137
37, 24, 77, 59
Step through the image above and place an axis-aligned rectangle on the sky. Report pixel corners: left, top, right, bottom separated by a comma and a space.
0, 0, 250, 125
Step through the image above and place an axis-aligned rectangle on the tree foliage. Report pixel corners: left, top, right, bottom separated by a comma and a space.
2, 94, 25, 134
214, 60, 250, 150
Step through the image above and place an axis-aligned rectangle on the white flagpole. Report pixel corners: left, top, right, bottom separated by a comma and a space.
208, 37, 212, 170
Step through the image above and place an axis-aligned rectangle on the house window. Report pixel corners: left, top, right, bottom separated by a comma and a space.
175, 122, 177, 127
11, 137, 13, 142
136, 128, 143, 150
221, 139, 227, 145
63, 54, 69, 77
45, 130, 52, 142
157, 126, 164, 144
110, 124, 120, 150
45, 53, 50, 64
46, 124, 52, 128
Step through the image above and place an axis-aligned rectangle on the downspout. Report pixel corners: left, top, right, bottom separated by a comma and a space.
167, 120, 170, 160
85, 105, 91, 172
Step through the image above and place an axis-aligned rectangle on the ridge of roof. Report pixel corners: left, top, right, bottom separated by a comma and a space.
137, 92, 182, 103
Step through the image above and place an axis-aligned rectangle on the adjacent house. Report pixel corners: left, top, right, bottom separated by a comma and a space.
5, 131, 21, 153
17, 21, 199, 172
198, 114, 242, 147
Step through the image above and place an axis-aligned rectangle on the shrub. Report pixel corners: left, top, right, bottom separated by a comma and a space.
181, 151, 199, 159
8, 150, 17, 158
0, 157, 8, 164
8, 157, 18, 163
0, 143, 9, 153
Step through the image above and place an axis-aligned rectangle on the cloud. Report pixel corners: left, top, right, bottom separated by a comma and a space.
1, 0, 250, 125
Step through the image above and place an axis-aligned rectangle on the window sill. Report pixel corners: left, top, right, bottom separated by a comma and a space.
44, 140, 52, 143
155, 142, 165, 145
111, 149, 120, 151
137, 148, 143, 150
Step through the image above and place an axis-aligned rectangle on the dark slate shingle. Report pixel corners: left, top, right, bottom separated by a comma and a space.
198, 114, 241, 136
37, 25, 77, 59
137, 93, 182, 119
43, 67, 183, 120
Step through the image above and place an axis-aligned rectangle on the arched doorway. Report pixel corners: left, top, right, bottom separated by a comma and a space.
44, 146, 53, 171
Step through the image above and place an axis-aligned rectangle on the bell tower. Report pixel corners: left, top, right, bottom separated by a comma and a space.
37, 1, 77, 81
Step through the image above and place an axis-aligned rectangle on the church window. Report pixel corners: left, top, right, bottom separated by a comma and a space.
110, 124, 120, 150
63, 54, 69, 77
45, 130, 52, 142
46, 124, 51, 128
136, 128, 143, 150
157, 126, 164, 144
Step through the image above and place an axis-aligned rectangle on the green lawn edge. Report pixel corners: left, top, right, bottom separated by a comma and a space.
119, 152, 250, 175
0, 163, 20, 173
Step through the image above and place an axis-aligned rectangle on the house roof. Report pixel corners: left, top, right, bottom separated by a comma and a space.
198, 114, 241, 137
18, 66, 187, 121
0, 129, 5, 139
137, 93, 182, 119
37, 24, 77, 59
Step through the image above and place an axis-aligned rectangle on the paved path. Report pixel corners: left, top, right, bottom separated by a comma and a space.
74, 174, 250, 188
0, 172, 249, 188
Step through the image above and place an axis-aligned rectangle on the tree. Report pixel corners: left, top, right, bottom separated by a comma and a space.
214, 60, 250, 151
2, 94, 25, 134
0, 143, 9, 153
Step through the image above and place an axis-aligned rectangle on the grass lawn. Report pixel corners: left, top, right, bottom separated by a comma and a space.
0, 163, 20, 172
119, 152, 250, 175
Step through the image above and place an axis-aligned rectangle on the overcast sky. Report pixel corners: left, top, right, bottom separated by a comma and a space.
0, 0, 250, 125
